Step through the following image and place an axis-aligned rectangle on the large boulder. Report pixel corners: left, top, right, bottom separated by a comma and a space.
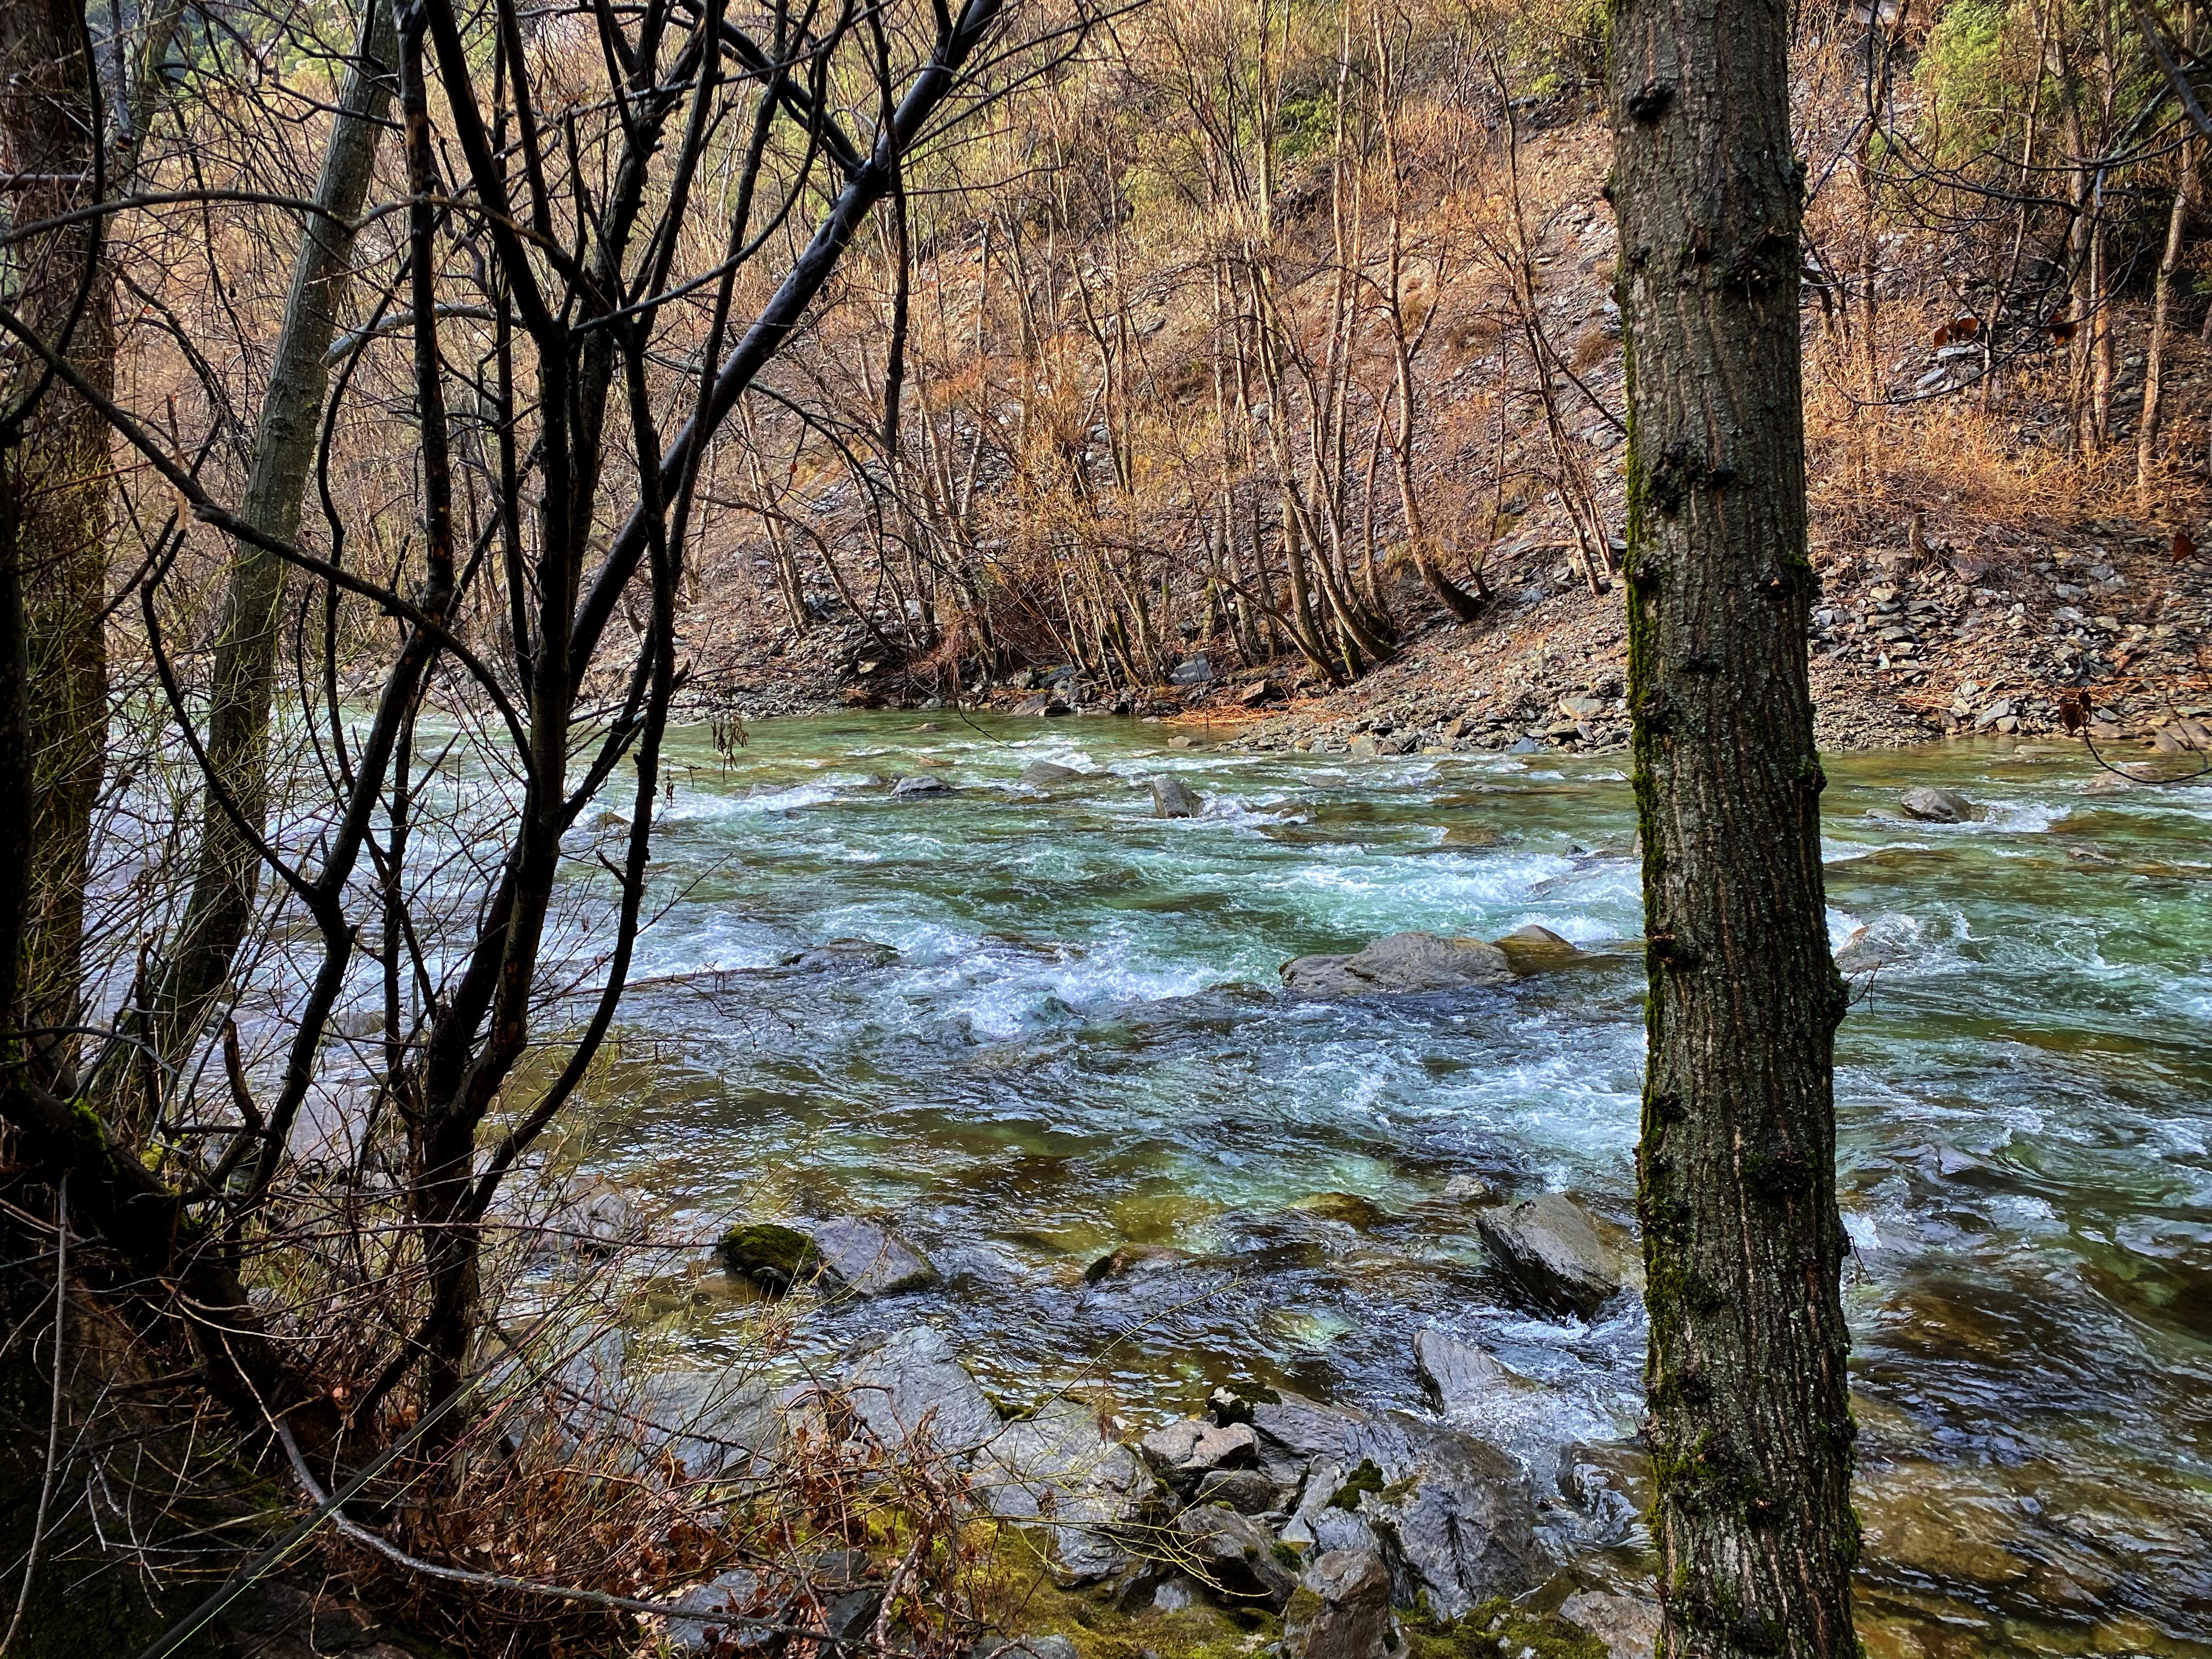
1475, 1194, 1629, 1319
809, 1217, 940, 1296
1280, 933, 1513, 997
891, 774, 952, 796
1137, 1418, 1258, 1487
1281, 1548, 1395, 1659
974, 1398, 1156, 1583
717, 1223, 820, 1293
1019, 760, 1085, 787
1152, 776, 1202, 818
836, 1325, 1000, 1458
1412, 1329, 1526, 1418
1898, 786, 1976, 823
1559, 1590, 1661, 1659
1491, 923, 1583, 975
1173, 1503, 1297, 1608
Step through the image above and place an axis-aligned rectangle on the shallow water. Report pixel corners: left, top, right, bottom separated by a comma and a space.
568, 712, 2212, 1655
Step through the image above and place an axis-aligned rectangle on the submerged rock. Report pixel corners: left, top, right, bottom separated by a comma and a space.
1281, 1548, 1395, 1659
1290, 1191, 1391, 1230
836, 1325, 1000, 1457
1898, 785, 1977, 823
1082, 1243, 1192, 1283
1019, 759, 1084, 787
1475, 1194, 1628, 1319
1280, 932, 1513, 997
1152, 776, 1201, 818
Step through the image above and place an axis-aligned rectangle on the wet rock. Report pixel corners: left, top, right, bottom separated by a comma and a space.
1558, 1591, 1660, 1659
1280, 932, 1513, 997
1898, 786, 1976, 823
1019, 760, 1084, 787
1412, 1329, 1525, 1417
1475, 1194, 1628, 1319
1834, 913, 1916, 975
1195, 1467, 1276, 1514
891, 774, 952, 796
1015, 693, 1071, 717
1291, 1191, 1391, 1229
717, 1223, 820, 1293
1441, 1173, 1497, 1204
810, 1217, 941, 1296
1173, 1503, 1297, 1607
544, 1175, 642, 1256
780, 938, 899, 972
1152, 776, 1201, 818
1492, 923, 1583, 974
1082, 1243, 1191, 1283
1281, 1548, 1394, 1659
837, 1325, 1000, 1457
1138, 1418, 1258, 1484
665, 1568, 768, 1654
976, 1636, 1079, 1659
976, 1398, 1155, 1583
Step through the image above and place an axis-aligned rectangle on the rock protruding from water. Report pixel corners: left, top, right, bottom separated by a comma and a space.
1138, 1418, 1259, 1487
717, 1223, 820, 1293
810, 1217, 941, 1296
1475, 1194, 1628, 1319
1491, 923, 1583, 974
891, 774, 952, 796
1412, 1328, 1526, 1418
837, 1325, 1000, 1457
1281, 932, 1513, 997
1282, 1548, 1395, 1659
717, 1218, 938, 1297
1152, 776, 1201, 818
1019, 759, 1084, 787
1898, 785, 1977, 822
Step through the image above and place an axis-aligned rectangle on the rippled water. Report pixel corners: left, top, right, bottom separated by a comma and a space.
565, 712, 2211, 1656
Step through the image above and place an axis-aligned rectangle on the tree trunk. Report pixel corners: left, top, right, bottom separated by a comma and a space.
2138, 4, 2197, 516
1, 0, 117, 1098
155, 0, 399, 1073
1607, 0, 1858, 1653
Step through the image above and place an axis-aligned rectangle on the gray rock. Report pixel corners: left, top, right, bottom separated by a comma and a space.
1173, 1503, 1297, 1607
1348, 733, 1381, 758
975, 1398, 1155, 1583
1475, 1193, 1628, 1319
837, 1325, 1000, 1457
1559, 1590, 1661, 1659
1170, 654, 1215, 685
1281, 1549, 1393, 1659
810, 1217, 941, 1297
977, 1638, 1079, 1659
1015, 693, 1070, 717
891, 774, 952, 796
542, 1175, 641, 1256
1019, 760, 1084, 787
1082, 1242, 1192, 1283
1441, 1173, 1497, 1204
1898, 786, 1976, 823
1412, 1329, 1523, 1417
1195, 1467, 1276, 1514
663, 1568, 767, 1653
1152, 776, 1201, 818
1280, 933, 1513, 997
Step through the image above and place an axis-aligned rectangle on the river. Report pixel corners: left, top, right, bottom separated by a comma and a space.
561, 711, 2211, 1656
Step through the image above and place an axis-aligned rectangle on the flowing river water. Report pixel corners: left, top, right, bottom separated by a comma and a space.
561, 712, 2211, 1657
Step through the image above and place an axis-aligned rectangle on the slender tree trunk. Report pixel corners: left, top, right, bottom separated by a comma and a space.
2138, 7, 2198, 514
1, 0, 117, 1098
1608, 0, 1858, 1654
155, 0, 399, 1073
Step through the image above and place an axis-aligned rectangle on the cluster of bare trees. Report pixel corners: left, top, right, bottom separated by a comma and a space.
0, 0, 1075, 1637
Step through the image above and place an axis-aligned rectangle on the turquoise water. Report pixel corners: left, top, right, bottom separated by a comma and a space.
568, 713, 2211, 1655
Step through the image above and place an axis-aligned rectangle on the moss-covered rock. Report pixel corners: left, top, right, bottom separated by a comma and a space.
716, 1223, 820, 1293
1401, 1598, 1607, 1659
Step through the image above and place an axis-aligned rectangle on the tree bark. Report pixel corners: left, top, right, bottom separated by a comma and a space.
1607, 0, 1858, 1653
1, 0, 116, 1097
156, 0, 399, 1069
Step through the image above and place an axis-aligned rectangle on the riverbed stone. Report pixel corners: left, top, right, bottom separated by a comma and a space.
1280, 1548, 1394, 1659
1019, 760, 1084, 786
836, 1325, 1000, 1457
1412, 1328, 1523, 1417
891, 774, 952, 795
717, 1223, 821, 1293
1898, 786, 1976, 822
1475, 1194, 1627, 1319
1173, 1503, 1297, 1607
1280, 932, 1513, 997
810, 1217, 941, 1296
1195, 1466, 1276, 1514
1082, 1243, 1191, 1283
1152, 776, 1201, 818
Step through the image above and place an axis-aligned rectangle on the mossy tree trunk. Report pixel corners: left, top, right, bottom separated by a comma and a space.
1, 0, 116, 1097
1607, 0, 1859, 1654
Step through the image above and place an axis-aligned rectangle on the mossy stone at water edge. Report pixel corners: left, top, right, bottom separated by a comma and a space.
717, 1223, 820, 1292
